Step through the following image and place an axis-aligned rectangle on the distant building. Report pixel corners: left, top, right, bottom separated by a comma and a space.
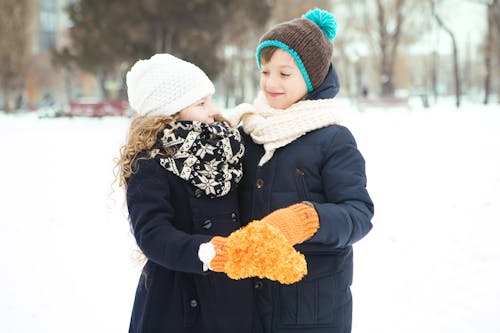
25, 0, 98, 107
27, 0, 74, 57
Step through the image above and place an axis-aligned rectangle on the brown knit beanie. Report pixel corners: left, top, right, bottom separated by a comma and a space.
256, 8, 337, 92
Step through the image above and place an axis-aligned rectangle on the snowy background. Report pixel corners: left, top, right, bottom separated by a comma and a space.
1, 99, 499, 332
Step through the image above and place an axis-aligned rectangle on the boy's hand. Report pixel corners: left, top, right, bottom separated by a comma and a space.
261, 203, 319, 245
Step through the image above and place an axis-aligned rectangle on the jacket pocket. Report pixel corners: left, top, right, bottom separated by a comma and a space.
276, 254, 352, 328
294, 168, 311, 201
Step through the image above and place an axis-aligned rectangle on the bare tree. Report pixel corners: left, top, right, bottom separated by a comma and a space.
431, 51, 439, 103
494, 0, 500, 102
487, 0, 500, 103
484, 2, 494, 104
493, 0, 500, 34
376, 0, 404, 95
467, 0, 499, 104
340, 0, 429, 96
0, 0, 33, 112
430, 0, 461, 107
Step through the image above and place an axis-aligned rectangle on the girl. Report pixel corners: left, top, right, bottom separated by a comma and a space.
117, 53, 256, 333
229, 8, 375, 333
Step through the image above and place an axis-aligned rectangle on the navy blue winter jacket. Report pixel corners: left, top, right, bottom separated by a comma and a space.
126, 156, 256, 333
239, 64, 374, 333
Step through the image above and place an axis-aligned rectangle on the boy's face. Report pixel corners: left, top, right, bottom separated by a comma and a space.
259, 48, 308, 109
178, 95, 218, 124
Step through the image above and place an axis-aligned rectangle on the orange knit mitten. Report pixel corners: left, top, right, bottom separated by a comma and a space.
208, 222, 307, 284
261, 203, 319, 245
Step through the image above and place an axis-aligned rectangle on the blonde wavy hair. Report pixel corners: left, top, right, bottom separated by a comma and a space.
116, 114, 178, 190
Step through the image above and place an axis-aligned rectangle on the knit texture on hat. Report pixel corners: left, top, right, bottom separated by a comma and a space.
256, 8, 337, 91
126, 54, 215, 116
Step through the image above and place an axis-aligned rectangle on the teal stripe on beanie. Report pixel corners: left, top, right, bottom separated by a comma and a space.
256, 40, 314, 93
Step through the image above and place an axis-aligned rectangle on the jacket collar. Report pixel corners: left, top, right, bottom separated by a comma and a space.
306, 63, 340, 101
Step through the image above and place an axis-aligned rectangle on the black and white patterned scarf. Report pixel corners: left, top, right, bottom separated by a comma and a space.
151, 121, 244, 198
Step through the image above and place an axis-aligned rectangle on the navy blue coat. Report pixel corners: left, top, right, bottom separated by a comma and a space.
126, 155, 256, 333
239, 65, 374, 333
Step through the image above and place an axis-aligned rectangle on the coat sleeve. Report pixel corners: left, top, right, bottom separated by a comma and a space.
126, 157, 212, 274
308, 125, 374, 248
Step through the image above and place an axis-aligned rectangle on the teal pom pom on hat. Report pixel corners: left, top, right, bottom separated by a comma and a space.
256, 8, 337, 91
302, 8, 337, 41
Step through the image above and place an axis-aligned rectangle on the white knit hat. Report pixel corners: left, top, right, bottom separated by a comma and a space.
126, 53, 215, 116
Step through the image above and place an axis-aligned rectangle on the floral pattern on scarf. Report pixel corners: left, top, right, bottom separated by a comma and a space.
151, 121, 244, 198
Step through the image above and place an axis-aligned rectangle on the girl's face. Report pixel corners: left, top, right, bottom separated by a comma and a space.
178, 95, 218, 124
259, 48, 308, 109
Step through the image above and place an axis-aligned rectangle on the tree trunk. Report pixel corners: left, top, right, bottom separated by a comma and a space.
96, 69, 109, 100
451, 36, 461, 108
376, 0, 394, 96
495, 0, 500, 104
376, 0, 405, 96
484, 4, 494, 105
1, 86, 7, 112
432, 2, 461, 108
3, 89, 14, 113
381, 58, 395, 96
493, 0, 500, 35
431, 51, 439, 104
63, 68, 73, 104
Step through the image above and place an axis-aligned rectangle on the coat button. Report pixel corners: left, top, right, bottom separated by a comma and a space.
190, 299, 198, 308
194, 189, 203, 198
256, 178, 264, 189
201, 219, 212, 230
231, 212, 237, 221
254, 280, 264, 289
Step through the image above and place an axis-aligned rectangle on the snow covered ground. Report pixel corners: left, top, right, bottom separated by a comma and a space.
1, 100, 499, 332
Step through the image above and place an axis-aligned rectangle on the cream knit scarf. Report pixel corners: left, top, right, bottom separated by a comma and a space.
227, 93, 342, 166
